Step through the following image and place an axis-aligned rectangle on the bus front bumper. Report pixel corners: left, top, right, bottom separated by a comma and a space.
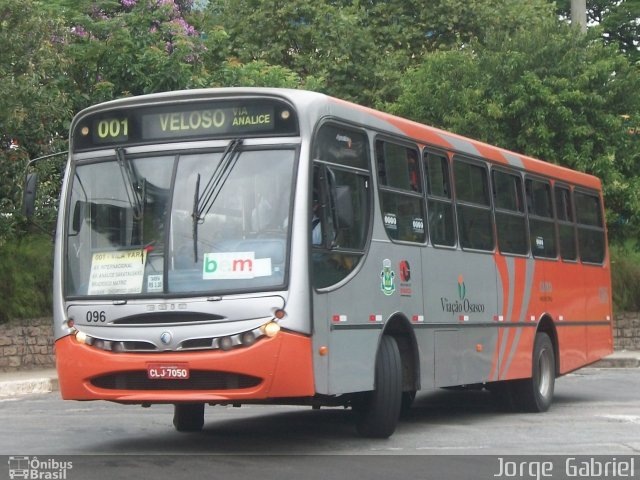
55, 331, 315, 403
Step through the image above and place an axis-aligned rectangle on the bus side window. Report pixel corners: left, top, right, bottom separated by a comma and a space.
555, 185, 578, 261
492, 169, 528, 255
525, 178, 557, 259
376, 139, 426, 243
574, 191, 605, 264
424, 151, 455, 247
454, 158, 494, 251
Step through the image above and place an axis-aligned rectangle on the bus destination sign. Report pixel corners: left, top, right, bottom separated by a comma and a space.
142, 104, 274, 140
73, 98, 298, 151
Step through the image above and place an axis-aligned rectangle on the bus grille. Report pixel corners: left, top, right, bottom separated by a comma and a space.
91, 371, 262, 391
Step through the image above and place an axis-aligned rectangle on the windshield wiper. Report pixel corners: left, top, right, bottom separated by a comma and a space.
191, 138, 243, 262
116, 148, 144, 221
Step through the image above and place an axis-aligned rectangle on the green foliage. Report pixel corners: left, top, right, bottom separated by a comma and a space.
0, 235, 53, 323
2, 0, 640, 319
392, 19, 640, 241
556, 0, 640, 63
0, 0, 73, 158
0, 149, 29, 241
209, 60, 305, 88
610, 242, 640, 312
63, 0, 211, 104
208, 0, 558, 106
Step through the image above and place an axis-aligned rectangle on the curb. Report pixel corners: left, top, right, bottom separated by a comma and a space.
589, 357, 640, 369
0, 374, 58, 398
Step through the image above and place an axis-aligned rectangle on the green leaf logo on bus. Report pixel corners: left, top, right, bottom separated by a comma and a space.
458, 275, 466, 301
380, 259, 396, 296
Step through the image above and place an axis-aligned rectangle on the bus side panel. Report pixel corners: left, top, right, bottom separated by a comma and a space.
556, 324, 588, 374
458, 326, 498, 385
425, 249, 499, 387
493, 255, 537, 381
546, 260, 588, 374
584, 264, 614, 363
320, 241, 424, 395
587, 324, 614, 363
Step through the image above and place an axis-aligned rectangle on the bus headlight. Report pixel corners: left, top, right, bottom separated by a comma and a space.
218, 336, 234, 351
262, 321, 280, 338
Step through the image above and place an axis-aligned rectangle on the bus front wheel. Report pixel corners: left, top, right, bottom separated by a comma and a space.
354, 335, 403, 438
173, 403, 205, 432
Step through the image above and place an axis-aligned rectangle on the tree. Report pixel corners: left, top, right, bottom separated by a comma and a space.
0, 0, 72, 241
391, 19, 640, 240
207, 0, 559, 107
556, 0, 640, 63
62, 0, 211, 108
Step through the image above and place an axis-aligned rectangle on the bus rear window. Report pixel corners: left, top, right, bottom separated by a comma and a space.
575, 191, 605, 264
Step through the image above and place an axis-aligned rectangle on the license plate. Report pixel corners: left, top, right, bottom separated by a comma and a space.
147, 363, 190, 380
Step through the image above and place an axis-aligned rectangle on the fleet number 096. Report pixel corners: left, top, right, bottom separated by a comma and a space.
97, 118, 128, 139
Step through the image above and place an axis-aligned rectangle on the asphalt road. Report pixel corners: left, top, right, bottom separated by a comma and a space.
1, 368, 639, 479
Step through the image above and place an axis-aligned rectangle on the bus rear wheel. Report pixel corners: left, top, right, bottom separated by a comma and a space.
354, 335, 403, 438
511, 332, 555, 412
173, 403, 205, 432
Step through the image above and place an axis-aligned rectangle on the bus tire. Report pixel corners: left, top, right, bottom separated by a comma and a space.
354, 335, 402, 438
511, 332, 555, 413
173, 403, 205, 432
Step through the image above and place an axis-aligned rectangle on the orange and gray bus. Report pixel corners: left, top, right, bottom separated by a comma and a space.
49, 88, 613, 437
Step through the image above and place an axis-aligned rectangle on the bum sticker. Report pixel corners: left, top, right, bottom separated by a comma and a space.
203, 252, 271, 280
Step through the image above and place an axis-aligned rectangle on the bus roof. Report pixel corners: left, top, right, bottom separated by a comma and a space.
74, 87, 602, 191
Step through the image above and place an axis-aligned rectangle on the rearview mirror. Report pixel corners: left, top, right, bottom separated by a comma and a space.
22, 173, 38, 218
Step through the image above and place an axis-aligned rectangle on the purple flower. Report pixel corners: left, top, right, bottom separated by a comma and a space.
170, 18, 197, 36
71, 26, 88, 38
156, 0, 178, 9
121, 0, 137, 7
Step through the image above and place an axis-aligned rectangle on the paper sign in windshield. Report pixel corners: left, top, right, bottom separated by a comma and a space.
88, 249, 147, 295
203, 252, 271, 280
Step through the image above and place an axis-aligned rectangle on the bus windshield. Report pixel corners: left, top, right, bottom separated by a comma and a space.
65, 147, 295, 297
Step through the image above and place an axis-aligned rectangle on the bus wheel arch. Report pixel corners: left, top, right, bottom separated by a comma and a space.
383, 314, 421, 397
537, 315, 559, 377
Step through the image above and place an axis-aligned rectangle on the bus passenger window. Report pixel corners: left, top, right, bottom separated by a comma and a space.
454, 158, 494, 251
555, 185, 577, 261
424, 152, 455, 247
376, 140, 426, 243
492, 169, 528, 255
525, 179, 556, 258
574, 191, 605, 264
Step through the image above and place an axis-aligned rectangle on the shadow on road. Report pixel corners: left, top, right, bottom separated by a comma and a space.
89, 385, 593, 454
